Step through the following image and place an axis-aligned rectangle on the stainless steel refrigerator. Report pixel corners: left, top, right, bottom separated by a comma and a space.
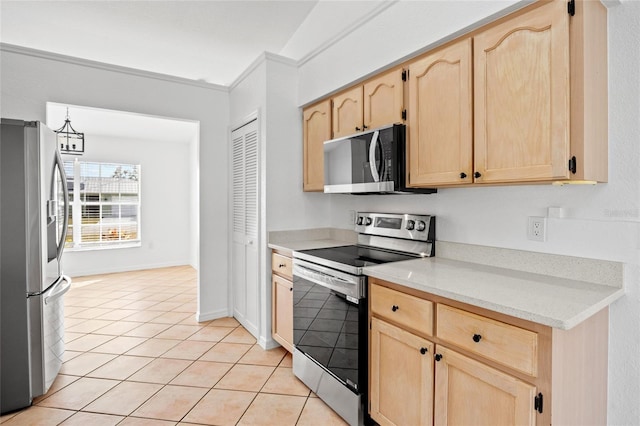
1, 119, 71, 414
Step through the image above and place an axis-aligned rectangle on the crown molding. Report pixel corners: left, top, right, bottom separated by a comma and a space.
296, 0, 398, 67
229, 51, 297, 91
0, 43, 229, 92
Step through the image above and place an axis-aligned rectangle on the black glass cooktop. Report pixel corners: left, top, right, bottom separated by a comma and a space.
297, 245, 417, 268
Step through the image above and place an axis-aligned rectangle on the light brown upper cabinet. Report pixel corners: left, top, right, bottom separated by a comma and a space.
363, 68, 405, 131
332, 86, 364, 138
474, 0, 570, 183
407, 38, 473, 186
332, 68, 405, 139
473, 0, 607, 184
302, 99, 331, 192
306, 0, 607, 189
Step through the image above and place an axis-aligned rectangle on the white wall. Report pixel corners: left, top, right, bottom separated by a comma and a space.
229, 53, 333, 347
0, 47, 230, 322
264, 58, 332, 231
60, 134, 193, 277
294, 1, 640, 423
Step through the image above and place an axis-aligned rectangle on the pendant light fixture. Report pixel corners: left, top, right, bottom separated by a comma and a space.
55, 108, 85, 154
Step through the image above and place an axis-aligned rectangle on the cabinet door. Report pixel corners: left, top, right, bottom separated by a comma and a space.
364, 68, 404, 130
302, 100, 331, 192
474, 0, 570, 183
434, 345, 536, 426
332, 86, 363, 138
272, 275, 293, 353
408, 38, 473, 186
370, 318, 434, 426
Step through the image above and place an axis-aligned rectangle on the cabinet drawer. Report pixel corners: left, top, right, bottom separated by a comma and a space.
436, 304, 538, 377
271, 253, 292, 279
371, 284, 433, 336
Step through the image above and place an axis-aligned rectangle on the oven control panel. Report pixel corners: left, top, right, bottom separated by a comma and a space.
354, 212, 435, 243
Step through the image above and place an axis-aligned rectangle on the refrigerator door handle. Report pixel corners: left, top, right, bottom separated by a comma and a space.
53, 149, 69, 260
44, 275, 71, 305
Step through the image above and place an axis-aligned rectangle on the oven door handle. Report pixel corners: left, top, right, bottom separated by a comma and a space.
293, 264, 360, 300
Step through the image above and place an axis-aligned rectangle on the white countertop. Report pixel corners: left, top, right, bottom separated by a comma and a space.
364, 257, 624, 330
268, 231, 624, 330
268, 239, 352, 257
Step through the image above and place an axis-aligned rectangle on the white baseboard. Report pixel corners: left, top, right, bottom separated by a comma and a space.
258, 336, 281, 350
66, 259, 192, 278
197, 308, 232, 323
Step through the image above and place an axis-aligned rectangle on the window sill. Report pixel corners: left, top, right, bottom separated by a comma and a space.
65, 241, 142, 252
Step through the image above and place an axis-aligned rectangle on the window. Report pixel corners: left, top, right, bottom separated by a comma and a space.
64, 160, 141, 250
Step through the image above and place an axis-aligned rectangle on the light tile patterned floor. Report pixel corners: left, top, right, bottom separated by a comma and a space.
0, 266, 347, 426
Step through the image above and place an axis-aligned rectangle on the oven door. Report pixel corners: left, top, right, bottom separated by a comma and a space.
292, 259, 366, 393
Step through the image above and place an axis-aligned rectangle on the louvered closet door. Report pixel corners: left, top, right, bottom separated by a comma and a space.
231, 119, 259, 337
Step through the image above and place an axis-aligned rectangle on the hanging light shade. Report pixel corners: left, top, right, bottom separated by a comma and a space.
55, 108, 84, 155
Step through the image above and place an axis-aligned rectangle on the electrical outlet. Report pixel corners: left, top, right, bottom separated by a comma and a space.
527, 217, 547, 242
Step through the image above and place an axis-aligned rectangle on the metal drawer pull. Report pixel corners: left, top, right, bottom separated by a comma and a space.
420, 347, 428, 355
391, 305, 399, 312
472, 334, 482, 343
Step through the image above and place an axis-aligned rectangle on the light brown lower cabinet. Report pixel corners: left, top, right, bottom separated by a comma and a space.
369, 279, 609, 426
272, 274, 293, 352
433, 345, 536, 426
370, 317, 434, 426
271, 251, 293, 353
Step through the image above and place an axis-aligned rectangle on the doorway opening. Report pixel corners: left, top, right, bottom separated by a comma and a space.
45, 102, 200, 288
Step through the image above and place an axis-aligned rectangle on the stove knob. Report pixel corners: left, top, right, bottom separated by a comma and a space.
416, 220, 426, 232
406, 220, 415, 230
356, 216, 364, 225
365, 217, 372, 226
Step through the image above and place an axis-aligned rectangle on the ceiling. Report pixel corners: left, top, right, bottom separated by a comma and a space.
3, 1, 387, 142
0, 0, 323, 86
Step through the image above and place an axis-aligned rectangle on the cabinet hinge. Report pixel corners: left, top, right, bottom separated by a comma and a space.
568, 156, 577, 174
568, 0, 575, 16
534, 393, 544, 414
401, 109, 407, 121
402, 69, 409, 81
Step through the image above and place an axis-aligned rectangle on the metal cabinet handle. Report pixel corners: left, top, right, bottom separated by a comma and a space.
473, 334, 482, 343
279, 263, 286, 268
420, 347, 428, 355
435, 354, 443, 362
460, 172, 467, 179
474, 171, 482, 179
391, 305, 399, 312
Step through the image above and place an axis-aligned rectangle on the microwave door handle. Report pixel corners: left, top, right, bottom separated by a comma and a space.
376, 139, 385, 179
368, 130, 380, 182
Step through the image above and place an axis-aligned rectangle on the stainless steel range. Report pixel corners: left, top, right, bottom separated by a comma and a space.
292, 212, 435, 426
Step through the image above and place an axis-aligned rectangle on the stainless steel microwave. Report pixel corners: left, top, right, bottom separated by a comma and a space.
323, 124, 436, 195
